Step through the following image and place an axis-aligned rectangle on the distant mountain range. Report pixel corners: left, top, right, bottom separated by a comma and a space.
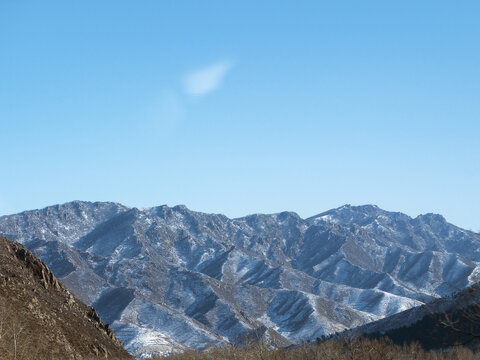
0, 201, 479, 357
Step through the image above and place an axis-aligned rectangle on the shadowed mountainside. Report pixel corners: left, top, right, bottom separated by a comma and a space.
351, 282, 480, 351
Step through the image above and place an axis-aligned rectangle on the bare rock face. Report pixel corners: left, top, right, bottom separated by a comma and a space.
0, 236, 132, 359
1, 201, 479, 357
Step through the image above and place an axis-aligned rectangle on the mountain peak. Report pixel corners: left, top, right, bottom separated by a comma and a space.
416, 212, 447, 222
308, 204, 386, 225
173, 204, 189, 211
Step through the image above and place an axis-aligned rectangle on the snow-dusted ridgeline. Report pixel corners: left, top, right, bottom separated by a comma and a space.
0, 201, 479, 357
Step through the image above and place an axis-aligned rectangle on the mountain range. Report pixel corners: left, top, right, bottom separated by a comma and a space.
0, 201, 478, 357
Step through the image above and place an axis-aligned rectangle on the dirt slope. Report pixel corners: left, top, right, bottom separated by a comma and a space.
0, 236, 132, 359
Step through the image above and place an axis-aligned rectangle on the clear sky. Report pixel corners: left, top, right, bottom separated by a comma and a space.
1, 1, 479, 230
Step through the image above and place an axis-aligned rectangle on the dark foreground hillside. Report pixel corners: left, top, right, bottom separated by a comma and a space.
152, 337, 477, 360
347, 283, 480, 352
0, 236, 132, 359
368, 288, 480, 352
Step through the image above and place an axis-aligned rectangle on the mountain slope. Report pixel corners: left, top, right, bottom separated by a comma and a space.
0, 201, 479, 357
0, 235, 132, 359
352, 283, 480, 350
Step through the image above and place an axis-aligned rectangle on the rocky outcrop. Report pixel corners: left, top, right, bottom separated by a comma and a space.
0, 236, 132, 359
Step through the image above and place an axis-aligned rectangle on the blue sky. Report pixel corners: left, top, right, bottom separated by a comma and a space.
1, 1, 479, 230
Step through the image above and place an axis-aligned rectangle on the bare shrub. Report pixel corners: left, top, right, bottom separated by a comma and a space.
149, 336, 480, 360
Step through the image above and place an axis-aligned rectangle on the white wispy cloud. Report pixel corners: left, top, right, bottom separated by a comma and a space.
183, 60, 234, 96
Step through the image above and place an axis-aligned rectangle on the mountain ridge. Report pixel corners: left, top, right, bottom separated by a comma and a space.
347, 282, 480, 351
5, 200, 463, 226
0, 235, 132, 359
1, 201, 478, 357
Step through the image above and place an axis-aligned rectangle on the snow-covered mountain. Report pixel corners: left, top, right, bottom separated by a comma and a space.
0, 201, 478, 357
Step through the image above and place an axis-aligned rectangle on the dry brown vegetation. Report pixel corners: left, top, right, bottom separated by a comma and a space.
0, 303, 38, 360
0, 236, 133, 359
151, 337, 479, 360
